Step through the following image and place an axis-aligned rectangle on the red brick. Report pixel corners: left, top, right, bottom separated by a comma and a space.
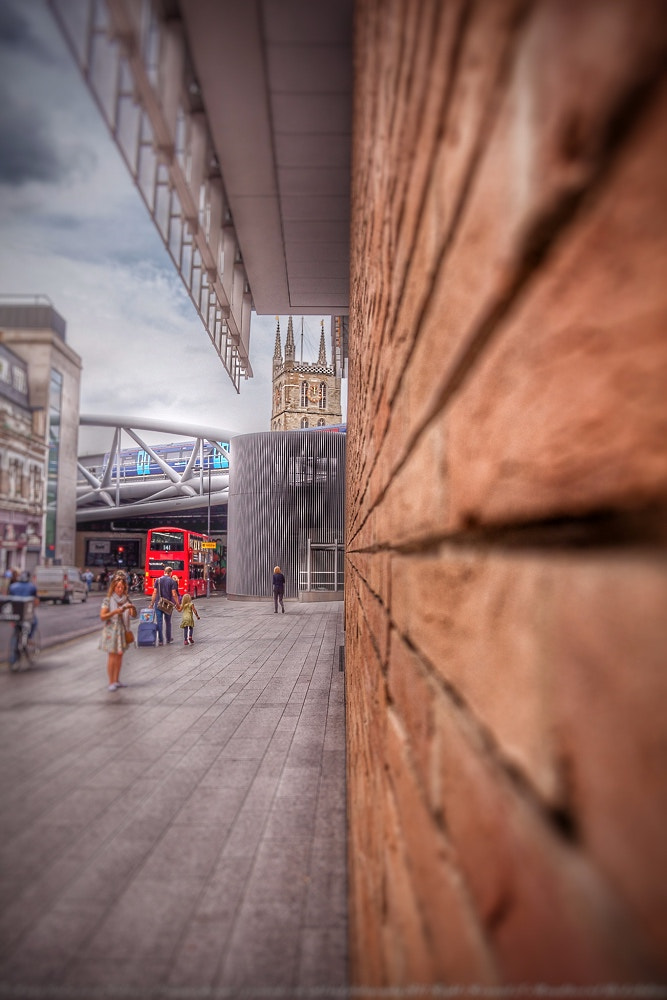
548, 554, 667, 969
381, 780, 438, 985
346, 0, 667, 987
346, 620, 387, 983
384, 709, 498, 982
431, 692, 655, 982
390, 549, 561, 803
386, 631, 434, 796
428, 692, 512, 924
369, 2, 667, 498
378, 424, 450, 549
448, 80, 667, 528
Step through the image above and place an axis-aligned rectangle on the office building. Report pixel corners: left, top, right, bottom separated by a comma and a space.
0, 299, 81, 567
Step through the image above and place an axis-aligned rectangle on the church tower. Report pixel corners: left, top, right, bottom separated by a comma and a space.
271, 316, 342, 431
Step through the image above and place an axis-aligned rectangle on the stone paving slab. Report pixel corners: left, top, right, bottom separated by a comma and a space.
0, 598, 348, 999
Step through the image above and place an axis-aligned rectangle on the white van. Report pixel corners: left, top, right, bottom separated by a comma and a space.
35, 566, 88, 604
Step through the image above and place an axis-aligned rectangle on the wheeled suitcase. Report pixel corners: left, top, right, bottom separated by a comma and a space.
137, 615, 159, 647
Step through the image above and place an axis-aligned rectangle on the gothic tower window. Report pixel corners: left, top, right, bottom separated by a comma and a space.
300, 417, 309, 428
300, 382, 308, 407
319, 382, 327, 409
317, 418, 325, 426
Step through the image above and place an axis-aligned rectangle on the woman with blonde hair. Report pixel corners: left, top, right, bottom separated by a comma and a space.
272, 565, 285, 613
100, 572, 137, 691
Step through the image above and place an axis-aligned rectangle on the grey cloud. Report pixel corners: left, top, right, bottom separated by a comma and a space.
35, 209, 174, 278
0, 0, 92, 187
0, 3, 35, 49
0, 101, 70, 185
0, 1, 55, 60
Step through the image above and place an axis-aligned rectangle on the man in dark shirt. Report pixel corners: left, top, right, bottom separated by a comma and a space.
150, 566, 181, 645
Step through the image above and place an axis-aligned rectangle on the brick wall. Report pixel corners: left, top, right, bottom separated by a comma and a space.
346, 0, 667, 987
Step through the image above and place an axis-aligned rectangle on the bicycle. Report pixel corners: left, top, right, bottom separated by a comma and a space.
9, 620, 41, 671
1, 595, 41, 672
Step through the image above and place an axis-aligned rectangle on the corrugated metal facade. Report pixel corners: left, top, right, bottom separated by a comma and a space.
227, 431, 346, 599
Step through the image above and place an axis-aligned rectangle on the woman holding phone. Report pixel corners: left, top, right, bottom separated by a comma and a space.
100, 572, 137, 691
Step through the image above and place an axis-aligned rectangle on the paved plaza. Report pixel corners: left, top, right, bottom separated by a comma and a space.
0, 597, 347, 999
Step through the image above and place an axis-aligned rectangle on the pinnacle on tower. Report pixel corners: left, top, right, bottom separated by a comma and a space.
318, 319, 327, 366
273, 316, 282, 364
285, 315, 296, 362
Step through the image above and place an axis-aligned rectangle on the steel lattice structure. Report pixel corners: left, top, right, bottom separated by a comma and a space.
76, 414, 236, 523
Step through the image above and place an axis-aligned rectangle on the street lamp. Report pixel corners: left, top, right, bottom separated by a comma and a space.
206, 464, 211, 598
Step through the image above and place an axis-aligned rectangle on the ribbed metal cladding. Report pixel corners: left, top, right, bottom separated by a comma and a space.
227, 431, 346, 599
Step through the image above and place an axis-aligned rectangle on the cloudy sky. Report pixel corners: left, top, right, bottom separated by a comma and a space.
0, 0, 343, 454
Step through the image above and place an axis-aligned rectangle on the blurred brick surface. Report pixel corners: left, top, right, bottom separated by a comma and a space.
548, 555, 667, 967
448, 79, 667, 528
346, 0, 667, 988
391, 549, 560, 803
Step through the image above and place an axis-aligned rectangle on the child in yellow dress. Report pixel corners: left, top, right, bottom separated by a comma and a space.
179, 593, 200, 645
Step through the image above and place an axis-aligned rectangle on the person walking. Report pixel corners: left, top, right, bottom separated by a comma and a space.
179, 593, 200, 645
272, 565, 286, 613
100, 572, 137, 691
150, 565, 181, 645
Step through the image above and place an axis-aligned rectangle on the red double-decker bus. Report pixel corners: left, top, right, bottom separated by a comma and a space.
144, 526, 216, 599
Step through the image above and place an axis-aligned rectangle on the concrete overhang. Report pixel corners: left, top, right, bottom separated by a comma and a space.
177, 0, 352, 316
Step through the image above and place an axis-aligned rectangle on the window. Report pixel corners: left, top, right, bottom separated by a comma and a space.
300, 417, 309, 428
317, 418, 326, 426
319, 382, 326, 409
300, 382, 308, 407
148, 558, 184, 573
12, 367, 27, 393
287, 456, 331, 485
149, 530, 184, 551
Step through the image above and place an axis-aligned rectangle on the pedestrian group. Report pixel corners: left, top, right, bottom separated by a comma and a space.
98, 562, 287, 693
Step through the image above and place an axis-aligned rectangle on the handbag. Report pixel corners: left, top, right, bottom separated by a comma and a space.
125, 629, 135, 644
156, 577, 175, 615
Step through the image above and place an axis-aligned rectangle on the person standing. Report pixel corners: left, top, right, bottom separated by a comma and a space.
272, 565, 285, 613
100, 572, 137, 691
150, 565, 181, 645
179, 593, 200, 644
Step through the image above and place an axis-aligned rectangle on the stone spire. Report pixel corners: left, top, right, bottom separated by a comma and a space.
273, 316, 282, 371
285, 315, 296, 363
318, 319, 327, 366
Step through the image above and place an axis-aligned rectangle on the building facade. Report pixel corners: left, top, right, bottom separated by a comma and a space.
0, 301, 82, 568
227, 430, 345, 600
271, 316, 342, 431
0, 341, 46, 575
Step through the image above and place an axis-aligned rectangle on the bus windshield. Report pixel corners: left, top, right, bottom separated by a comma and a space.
149, 530, 184, 552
